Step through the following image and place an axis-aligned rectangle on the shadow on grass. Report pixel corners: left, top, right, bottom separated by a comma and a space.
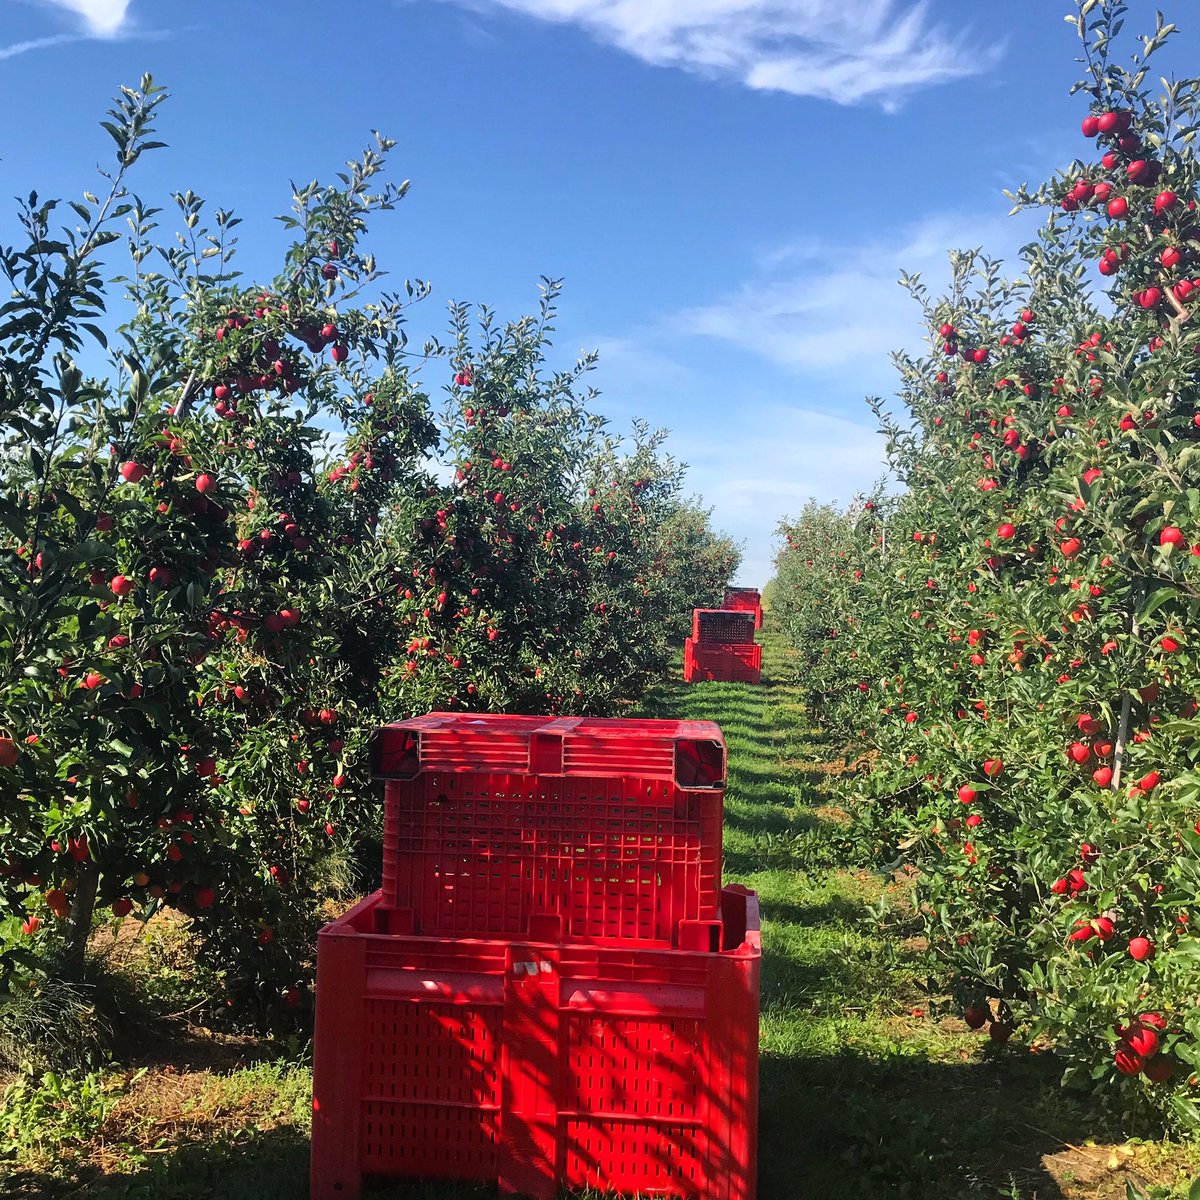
757, 893, 872, 928
8, 1127, 497, 1200
4, 1127, 310, 1200
756, 1045, 1088, 1200
721, 762, 796, 788
722, 806, 818, 838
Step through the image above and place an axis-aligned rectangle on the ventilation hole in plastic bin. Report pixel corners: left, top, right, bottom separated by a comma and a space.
362, 1101, 499, 1174
383, 771, 721, 941
564, 1118, 706, 1192
566, 1016, 703, 1117
695, 610, 756, 645
363, 1000, 500, 1105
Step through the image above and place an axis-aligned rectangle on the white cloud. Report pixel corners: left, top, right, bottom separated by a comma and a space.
589, 336, 693, 397
669, 211, 1034, 383
1, 3, 171, 62
0, 32, 82, 59
582, 209, 1045, 585
440, 0, 1000, 107
0, 1, 134, 58
671, 403, 890, 586
41, 0, 132, 37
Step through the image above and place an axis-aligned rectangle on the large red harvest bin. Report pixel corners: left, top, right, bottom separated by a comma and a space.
723, 588, 763, 630
310, 886, 760, 1200
371, 714, 726, 945
684, 639, 762, 685
692, 608, 756, 646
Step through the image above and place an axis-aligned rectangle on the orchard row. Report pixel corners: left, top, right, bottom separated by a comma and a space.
773, 3, 1200, 1126
0, 78, 738, 1029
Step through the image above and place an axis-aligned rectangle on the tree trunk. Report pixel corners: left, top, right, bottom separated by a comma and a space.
63, 858, 98, 979
1111, 584, 1143, 792
1111, 691, 1133, 790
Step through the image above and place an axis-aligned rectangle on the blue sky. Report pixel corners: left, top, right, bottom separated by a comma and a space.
3, 1, 1199, 585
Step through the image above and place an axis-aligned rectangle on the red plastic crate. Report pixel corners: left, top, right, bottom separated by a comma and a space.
691, 608, 757, 645
371, 715, 727, 945
683, 640, 762, 685
722, 588, 763, 630
311, 886, 760, 1200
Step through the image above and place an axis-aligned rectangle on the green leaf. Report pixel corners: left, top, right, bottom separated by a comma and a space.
1138, 587, 1177, 624
1167, 939, 1200, 963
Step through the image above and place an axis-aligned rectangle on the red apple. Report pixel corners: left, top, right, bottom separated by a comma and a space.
964, 1004, 988, 1029
1114, 1046, 1144, 1075
1144, 1056, 1174, 1082
1124, 1023, 1160, 1058
1128, 937, 1155, 961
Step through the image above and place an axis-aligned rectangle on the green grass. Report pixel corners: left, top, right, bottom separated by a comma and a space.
5, 628, 1200, 1199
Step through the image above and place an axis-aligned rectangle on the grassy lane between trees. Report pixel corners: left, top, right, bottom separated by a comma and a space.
4, 627, 1200, 1198
643, 627, 1200, 1200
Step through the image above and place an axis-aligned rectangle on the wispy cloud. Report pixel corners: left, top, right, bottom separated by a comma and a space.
581, 208, 1043, 582
576, 333, 892, 583
0, 32, 83, 60
0, 1, 134, 60
670, 402, 890, 584
669, 211, 1035, 387
440, 0, 1000, 108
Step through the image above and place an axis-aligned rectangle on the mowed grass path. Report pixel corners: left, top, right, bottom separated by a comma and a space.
6, 629, 1200, 1199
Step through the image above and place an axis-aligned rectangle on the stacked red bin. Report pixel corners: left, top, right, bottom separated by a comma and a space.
723, 587, 763, 630
684, 609, 762, 684
311, 713, 760, 1200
